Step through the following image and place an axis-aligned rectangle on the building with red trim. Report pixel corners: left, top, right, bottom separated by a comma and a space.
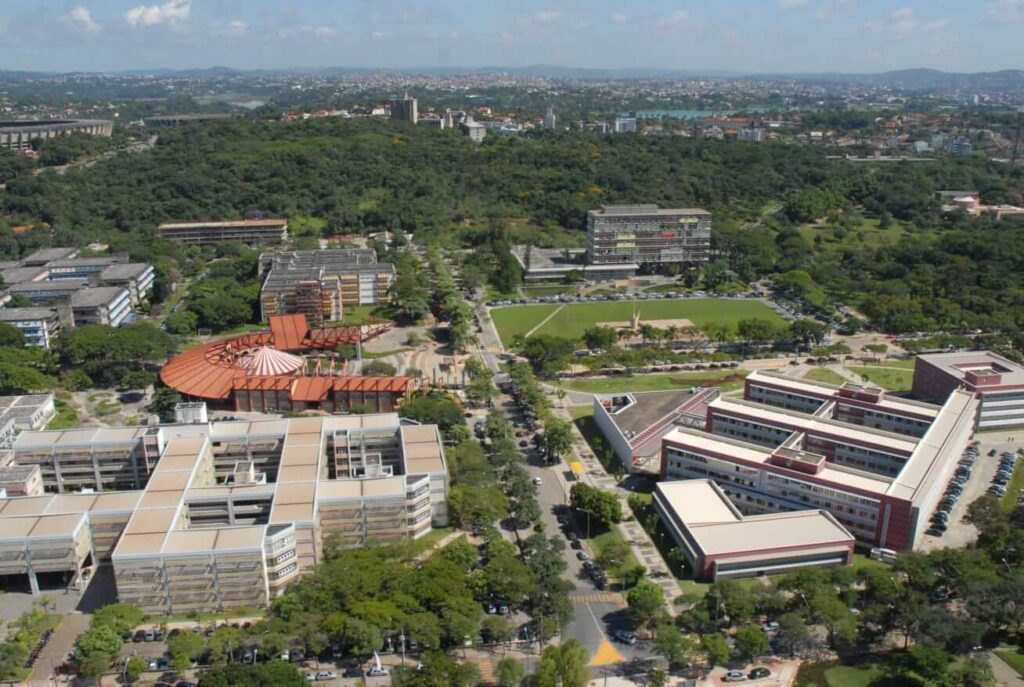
660, 370, 978, 551
654, 479, 854, 581
159, 314, 414, 413
912, 351, 1024, 431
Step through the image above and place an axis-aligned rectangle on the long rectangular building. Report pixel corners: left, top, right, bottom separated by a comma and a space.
158, 219, 289, 246
660, 370, 978, 550
586, 204, 711, 268
0, 414, 448, 612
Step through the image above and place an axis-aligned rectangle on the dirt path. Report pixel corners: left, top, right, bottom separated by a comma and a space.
524, 304, 566, 338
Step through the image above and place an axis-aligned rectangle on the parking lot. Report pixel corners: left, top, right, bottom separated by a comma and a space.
918, 437, 1022, 551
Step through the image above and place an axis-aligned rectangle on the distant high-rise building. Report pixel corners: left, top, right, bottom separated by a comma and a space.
592, 122, 609, 134
543, 106, 557, 130
947, 136, 973, 156
614, 117, 637, 133
390, 94, 418, 123
443, 109, 455, 128
739, 127, 766, 143
461, 115, 486, 143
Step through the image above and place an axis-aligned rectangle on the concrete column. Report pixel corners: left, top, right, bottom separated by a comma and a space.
91, 449, 104, 491
53, 453, 65, 493
26, 550, 40, 595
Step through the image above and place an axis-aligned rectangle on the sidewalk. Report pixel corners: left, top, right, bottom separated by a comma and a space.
550, 398, 683, 616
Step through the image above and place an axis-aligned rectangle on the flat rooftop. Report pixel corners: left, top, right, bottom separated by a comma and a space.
589, 204, 710, 217
603, 390, 702, 438
70, 287, 128, 308
158, 219, 288, 229
656, 479, 853, 556
917, 350, 1024, 388
100, 263, 152, 280
0, 307, 59, 322
748, 370, 940, 418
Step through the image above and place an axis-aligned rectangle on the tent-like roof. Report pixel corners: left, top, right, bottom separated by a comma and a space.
238, 347, 305, 377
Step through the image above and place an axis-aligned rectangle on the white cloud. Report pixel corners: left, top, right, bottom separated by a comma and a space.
983, 0, 1024, 21
534, 10, 563, 23
777, 0, 808, 9
371, 30, 390, 40
816, 0, 855, 21
313, 25, 336, 39
865, 6, 948, 36
220, 18, 247, 36
124, 0, 190, 28
610, 12, 627, 24
64, 6, 101, 33
656, 9, 691, 29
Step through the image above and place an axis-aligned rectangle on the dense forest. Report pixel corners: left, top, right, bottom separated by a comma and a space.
2, 118, 1024, 335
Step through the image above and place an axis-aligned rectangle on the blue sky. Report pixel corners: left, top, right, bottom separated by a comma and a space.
0, 0, 1021, 73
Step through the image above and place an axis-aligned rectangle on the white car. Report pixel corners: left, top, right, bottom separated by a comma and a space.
368, 666, 390, 677
314, 671, 337, 681
532, 477, 543, 486
724, 670, 747, 682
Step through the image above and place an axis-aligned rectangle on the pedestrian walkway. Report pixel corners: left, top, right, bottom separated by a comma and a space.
571, 592, 626, 606
991, 652, 1024, 687
27, 612, 90, 685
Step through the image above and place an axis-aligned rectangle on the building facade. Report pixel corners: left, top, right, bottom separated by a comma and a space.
157, 219, 289, 246
660, 371, 978, 551
0, 119, 113, 151
912, 351, 1024, 431
0, 308, 61, 348
586, 205, 712, 269
390, 95, 418, 123
1, 414, 449, 611
70, 287, 132, 327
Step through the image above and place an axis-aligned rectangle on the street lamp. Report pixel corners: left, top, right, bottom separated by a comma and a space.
575, 507, 595, 540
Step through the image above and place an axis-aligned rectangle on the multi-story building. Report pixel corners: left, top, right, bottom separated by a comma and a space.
390, 95, 418, 123
739, 127, 766, 143
70, 287, 132, 327
461, 116, 486, 143
99, 263, 156, 306
0, 119, 112, 151
1, 414, 449, 610
0, 393, 57, 431
660, 370, 978, 551
0, 308, 61, 348
586, 205, 712, 269
912, 351, 1024, 431
654, 479, 854, 581
8, 280, 85, 305
614, 117, 637, 133
258, 249, 395, 323
157, 219, 289, 246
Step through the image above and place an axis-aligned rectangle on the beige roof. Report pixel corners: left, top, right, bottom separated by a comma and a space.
689, 510, 854, 556
275, 482, 316, 504
918, 350, 1024, 386
0, 516, 41, 539
29, 513, 86, 538
0, 496, 54, 517
145, 471, 192, 493
91, 491, 145, 512
749, 370, 939, 416
163, 528, 218, 553
315, 480, 363, 501
139, 490, 186, 509
114, 533, 167, 556
280, 444, 319, 466
123, 507, 177, 535
270, 502, 314, 523
361, 477, 406, 497
278, 464, 319, 483
655, 480, 741, 525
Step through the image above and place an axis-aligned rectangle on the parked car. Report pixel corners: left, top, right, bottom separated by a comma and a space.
724, 670, 748, 682
749, 667, 771, 679
368, 666, 390, 677
612, 629, 637, 645
314, 671, 337, 681
761, 621, 779, 632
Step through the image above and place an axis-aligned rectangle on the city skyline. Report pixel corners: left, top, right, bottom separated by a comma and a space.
0, 0, 1022, 74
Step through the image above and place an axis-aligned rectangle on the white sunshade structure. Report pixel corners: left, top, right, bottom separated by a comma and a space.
238, 347, 305, 377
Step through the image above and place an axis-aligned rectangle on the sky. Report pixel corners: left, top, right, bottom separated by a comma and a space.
0, 0, 1022, 74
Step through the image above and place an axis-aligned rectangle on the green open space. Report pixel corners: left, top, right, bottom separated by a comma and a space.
874, 358, 918, 369
559, 369, 748, 394
342, 304, 396, 325
521, 285, 579, 297
796, 215, 910, 254
1001, 463, 1024, 512
847, 366, 914, 392
48, 396, 80, 430
491, 298, 784, 345
489, 304, 560, 340
803, 367, 847, 385
995, 649, 1024, 677
568, 405, 594, 421
586, 528, 640, 579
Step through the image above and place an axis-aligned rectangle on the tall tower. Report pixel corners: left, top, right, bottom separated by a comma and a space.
390, 93, 418, 123
543, 106, 557, 130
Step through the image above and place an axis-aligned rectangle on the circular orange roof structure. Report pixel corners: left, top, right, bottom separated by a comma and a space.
160, 314, 403, 402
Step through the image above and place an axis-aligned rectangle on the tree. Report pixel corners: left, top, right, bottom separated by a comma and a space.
789, 318, 828, 349
76, 624, 122, 660
701, 633, 731, 668
124, 655, 147, 683
543, 420, 573, 463
168, 629, 206, 670
653, 622, 697, 669
91, 603, 144, 635
147, 387, 182, 422
907, 643, 951, 684
496, 657, 525, 687
0, 322, 25, 348
78, 651, 111, 682
363, 360, 397, 376
520, 335, 576, 376
733, 624, 770, 661
196, 661, 308, 687
536, 639, 590, 687
569, 483, 622, 529
582, 326, 618, 351
775, 612, 809, 656
627, 581, 665, 628
0, 362, 54, 394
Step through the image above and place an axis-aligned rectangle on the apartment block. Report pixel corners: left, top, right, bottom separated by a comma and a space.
99, 263, 156, 306
0, 308, 61, 348
586, 205, 712, 269
912, 351, 1024, 431
258, 249, 395, 324
0, 393, 56, 431
70, 287, 133, 327
1, 415, 448, 610
157, 219, 289, 246
660, 370, 978, 551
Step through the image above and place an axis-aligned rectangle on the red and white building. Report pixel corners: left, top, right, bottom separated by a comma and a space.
912, 351, 1024, 431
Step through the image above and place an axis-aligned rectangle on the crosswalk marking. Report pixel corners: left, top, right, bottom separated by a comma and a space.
570, 592, 625, 605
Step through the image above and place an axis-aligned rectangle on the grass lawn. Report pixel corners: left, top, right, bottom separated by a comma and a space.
408, 526, 454, 556
568, 405, 594, 420
521, 285, 578, 297
875, 358, 917, 369
491, 298, 784, 344
490, 304, 560, 340
48, 399, 80, 430
803, 368, 847, 385
343, 304, 396, 325
797, 215, 908, 254
822, 665, 882, 687
587, 528, 640, 576
847, 366, 914, 392
1001, 462, 1024, 512
995, 649, 1024, 677
558, 369, 748, 394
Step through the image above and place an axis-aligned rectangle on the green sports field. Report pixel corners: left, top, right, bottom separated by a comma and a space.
490, 298, 785, 345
